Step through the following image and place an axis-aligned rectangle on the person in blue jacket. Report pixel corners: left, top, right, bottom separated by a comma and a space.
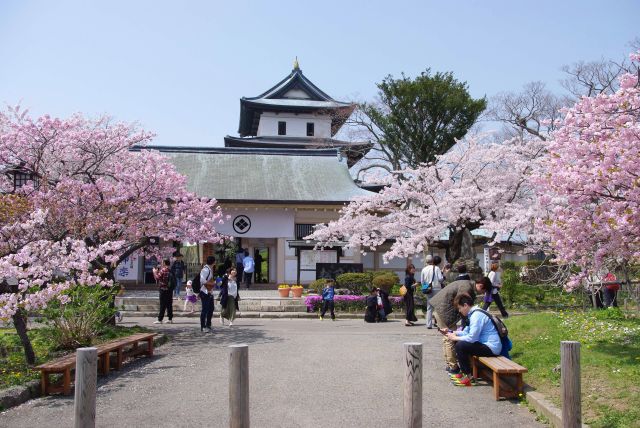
320, 279, 336, 320
445, 292, 502, 387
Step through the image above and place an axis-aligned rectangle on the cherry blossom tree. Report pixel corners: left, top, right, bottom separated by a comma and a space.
538, 51, 640, 290
309, 135, 545, 264
0, 107, 225, 363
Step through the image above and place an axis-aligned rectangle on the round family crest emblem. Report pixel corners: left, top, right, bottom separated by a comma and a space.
233, 215, 251, 234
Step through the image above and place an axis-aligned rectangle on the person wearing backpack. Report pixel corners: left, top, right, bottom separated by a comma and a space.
445, 292, 502, 387
420, 255, 445, 329
199, 256, 217, 332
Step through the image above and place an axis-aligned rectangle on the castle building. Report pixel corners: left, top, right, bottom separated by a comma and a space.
126, 61, 373, 285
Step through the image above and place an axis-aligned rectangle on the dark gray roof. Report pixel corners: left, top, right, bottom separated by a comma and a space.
238, 68, 354, 137
223, 136, 372, 167
139, 146, 374, 204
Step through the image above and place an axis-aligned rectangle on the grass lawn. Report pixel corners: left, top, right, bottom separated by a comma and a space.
0, 325, 149, 390
507, 309, 640, 428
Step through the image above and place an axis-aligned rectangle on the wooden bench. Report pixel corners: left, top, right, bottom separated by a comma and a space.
36, 333, 156, 396
472, 356, 527, 400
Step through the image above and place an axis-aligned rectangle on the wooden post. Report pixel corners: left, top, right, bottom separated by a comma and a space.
561, 341, 581, 428
74, 347, 97, 428
229, 344, 249, 428
403, 342, 422, 428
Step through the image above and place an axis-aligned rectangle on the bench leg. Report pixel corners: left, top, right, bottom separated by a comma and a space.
516, 374, 523, 396
116, 347, 123, 369
146, 337, 154, 357
472, 358, 478, 379
40, 371, 50, 396
493, 371, 500, 401
63, 368, 72, 396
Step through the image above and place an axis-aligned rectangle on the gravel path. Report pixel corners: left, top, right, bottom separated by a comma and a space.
1, 317, 541, 427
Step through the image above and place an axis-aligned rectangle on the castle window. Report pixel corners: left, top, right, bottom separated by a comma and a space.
278, 121, 286, 136
306, 122, 314, 136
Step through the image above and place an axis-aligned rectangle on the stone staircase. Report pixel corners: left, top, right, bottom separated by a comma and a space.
115, 295, 312, 318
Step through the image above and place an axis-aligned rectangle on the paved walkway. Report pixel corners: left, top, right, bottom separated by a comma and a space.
1, 318, 541, 428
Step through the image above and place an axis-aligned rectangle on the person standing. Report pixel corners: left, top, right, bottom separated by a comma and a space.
170, 252, 186, 299
242, 250, 255, 289
153, 259, 173, 324
220, 268, 240, 326
486, 262, 509, 318
254, 249, 263, 283
420, 255, 445, 329
199, 256, 216, 332
428, 278, 477, 374
403, 265, 419, 326
320, 279, 336, 321
235, 248, 245, 287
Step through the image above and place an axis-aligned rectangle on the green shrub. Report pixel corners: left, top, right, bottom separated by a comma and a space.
42, 285, 118, 350
372, 273, 398, 293
336, 273, 371, 295
308, 278, 329, 294
501, 269, 520, 305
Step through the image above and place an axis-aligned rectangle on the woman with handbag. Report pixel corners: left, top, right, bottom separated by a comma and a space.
220, 268, 240, 326
403, 264, 419, 326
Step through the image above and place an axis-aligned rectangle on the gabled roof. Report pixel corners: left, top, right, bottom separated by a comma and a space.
238, 67, 355, 137
136, 146, 374, 204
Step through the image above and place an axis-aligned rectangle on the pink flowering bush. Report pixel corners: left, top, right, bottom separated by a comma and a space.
304, 294, 404, 312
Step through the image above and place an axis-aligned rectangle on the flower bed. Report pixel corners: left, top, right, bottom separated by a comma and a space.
304, 295, 404, 312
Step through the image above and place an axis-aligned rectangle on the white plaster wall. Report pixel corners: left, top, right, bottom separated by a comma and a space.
285, 259, 298, 283
258, 112, 331, 137
362, 252, 374, 270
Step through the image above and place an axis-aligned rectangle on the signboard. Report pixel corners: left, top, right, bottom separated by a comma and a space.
316, 263, 363, 280
115, 254, 140, 281
300, 250, 337, 270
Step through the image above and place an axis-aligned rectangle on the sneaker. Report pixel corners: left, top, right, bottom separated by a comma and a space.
153, 320, 162, 324
427, 326, 433, 329
229, 322, 233, 327
446, 366, 461, 375
167, 320, 173, 324
319, 316, 324, 321
452, 375, 476, 386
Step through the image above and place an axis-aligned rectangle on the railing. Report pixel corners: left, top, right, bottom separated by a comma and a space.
295, 224, 315, 240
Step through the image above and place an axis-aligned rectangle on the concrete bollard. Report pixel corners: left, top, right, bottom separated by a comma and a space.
74, 347, 97, 428
229, 344, 249, 428
403, 342, 423, 428
561, 341, 581, 428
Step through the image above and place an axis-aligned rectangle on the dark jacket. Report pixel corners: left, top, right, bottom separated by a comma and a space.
364, 295, 378, 323
403, 274, 418, 322
428, 279, 476, 328
219, 275, 240, 310
170, 260, 185, 279
455, 273, 471, 281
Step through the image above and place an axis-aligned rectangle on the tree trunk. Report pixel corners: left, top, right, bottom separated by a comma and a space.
12, 309, 36, 365
448, 228, 465, 264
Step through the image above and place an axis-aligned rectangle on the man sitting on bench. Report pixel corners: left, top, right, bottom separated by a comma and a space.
443, 293, 502, 387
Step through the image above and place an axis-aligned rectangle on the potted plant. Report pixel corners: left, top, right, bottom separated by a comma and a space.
291, 284, 304, 298
278, 284, 291, 298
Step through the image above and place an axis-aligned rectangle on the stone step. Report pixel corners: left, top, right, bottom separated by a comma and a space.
129, 303, 309, 313
118, 311, 409, 320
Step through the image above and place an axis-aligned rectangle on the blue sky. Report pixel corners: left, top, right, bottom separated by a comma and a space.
0, 0, 638, 146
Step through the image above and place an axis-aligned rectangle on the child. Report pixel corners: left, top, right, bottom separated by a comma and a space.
183, 280, 197, 313
320, 279, 336, 320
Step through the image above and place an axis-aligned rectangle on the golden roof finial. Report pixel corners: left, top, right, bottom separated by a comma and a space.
293, 56, 300, 70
